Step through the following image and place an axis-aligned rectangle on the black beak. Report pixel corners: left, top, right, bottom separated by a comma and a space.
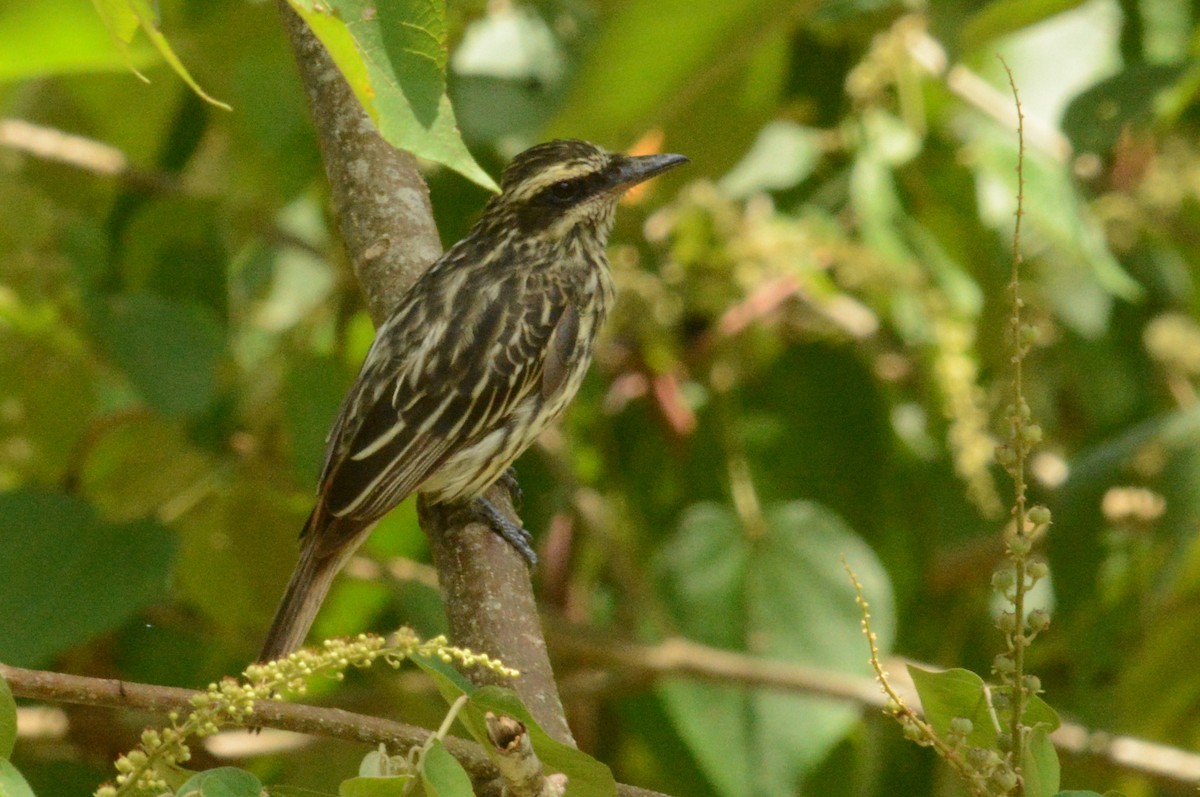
607, 152, 689, 191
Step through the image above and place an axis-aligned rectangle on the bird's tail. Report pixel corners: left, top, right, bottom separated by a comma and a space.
257, 509, 367, 663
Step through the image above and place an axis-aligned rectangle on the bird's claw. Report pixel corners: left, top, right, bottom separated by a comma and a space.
473, 495, 537, 565
497, 467, 523, 508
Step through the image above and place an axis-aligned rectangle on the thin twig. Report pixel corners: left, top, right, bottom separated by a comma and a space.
0, 118, 180, 193
998, 54, 1031, 789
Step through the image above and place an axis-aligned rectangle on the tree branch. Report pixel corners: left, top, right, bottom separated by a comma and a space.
0, 663, 667, 797
276, 0, 574, 748
276, 1, 441, 316
1, 662, 496, 791
547, 626, 1200, 790
420, 492, 576, 745
12, 634, 1200, 793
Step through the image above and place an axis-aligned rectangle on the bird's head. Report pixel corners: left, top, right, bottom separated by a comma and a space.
484, 139, 688, 242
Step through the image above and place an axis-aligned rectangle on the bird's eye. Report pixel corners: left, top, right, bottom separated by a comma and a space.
545, 180, 584, 205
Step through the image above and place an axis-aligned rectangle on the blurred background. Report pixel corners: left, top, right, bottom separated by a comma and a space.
2, 0, 1200, 795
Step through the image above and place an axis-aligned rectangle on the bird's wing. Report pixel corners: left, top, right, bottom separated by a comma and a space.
309, 264, 570, 553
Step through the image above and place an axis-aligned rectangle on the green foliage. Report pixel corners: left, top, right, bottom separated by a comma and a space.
414, 655, 618, 797
286, 0, 497, 189
907, 666, 1058, 749
0, 1, 155, 80
417, 741, 474, 797
92, 294, 225, 417
91, 0, 231, 110
173, 767, 263, 797
657, 501, 893, 796
0, 677, 15, 760
960, 0, 1090, 53
1021, 727, 1060, 797
0, 760, 37, 797
0, 489, 175, 666
339, 774, 413, 796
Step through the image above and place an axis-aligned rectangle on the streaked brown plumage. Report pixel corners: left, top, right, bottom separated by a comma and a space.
259, 139, 687, 662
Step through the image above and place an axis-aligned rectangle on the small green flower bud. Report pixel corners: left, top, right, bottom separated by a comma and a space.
1026, 560, 1049, 581
1022, 424, 1043, 445
995, 732, 1013, 752
995, 444, 1017, 467
1027, 505, 1051, 526
993, 653, 1015, 674
967, 746, 1002, 774
996, 611, 1018, 633
1008, 534, 1032, 556
992, 568, 1017, 591
949, 717, 974, 737
1022, 674, 1042, 694
1028, 609, 1051, 632
990, 766, 1019, 791
1019, 324, 1038, 346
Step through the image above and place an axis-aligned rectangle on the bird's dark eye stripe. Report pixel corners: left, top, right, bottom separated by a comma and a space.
535, 172, 605, 207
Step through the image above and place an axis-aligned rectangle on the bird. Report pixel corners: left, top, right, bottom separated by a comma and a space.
258, 139, 688, 662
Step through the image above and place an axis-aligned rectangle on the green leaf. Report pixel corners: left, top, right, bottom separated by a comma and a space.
283, 355, 351, 484
339, 775, 413, 797
410, 660, 617, 797
410, 650, 477, 699
175, 767, 263, 797
0, 760, 36, 797
0, 676, 15, 759
907, 667, 1000, 749
656, 501, 895, 797
93, 294, 225, 418
908, 666, 1061, 751
547, 0, 777, 141
1062, 65, 1186, 156
91, 0, 231, 109
968, 118, 1140, 335
1022, 727, 1061, 797
286, 0, 497, 190
0, 489, 176, 666
1022, 694, 1063, 731
546, 0, 792, 175
470, 688, 617, 797
80, 417, 213, 522
961, 0, 1089, 53
0, 0, 155, 80
91, 0, 139, 44
718, 121, 823, 199
419, 741, 474, 797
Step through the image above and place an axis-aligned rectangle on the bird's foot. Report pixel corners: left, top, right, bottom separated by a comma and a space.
473, 495, 537, 566
497, 466, 523, 508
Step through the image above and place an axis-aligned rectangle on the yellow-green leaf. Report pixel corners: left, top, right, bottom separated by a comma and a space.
91, 0, 231, 109
287, 0, 497, 191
